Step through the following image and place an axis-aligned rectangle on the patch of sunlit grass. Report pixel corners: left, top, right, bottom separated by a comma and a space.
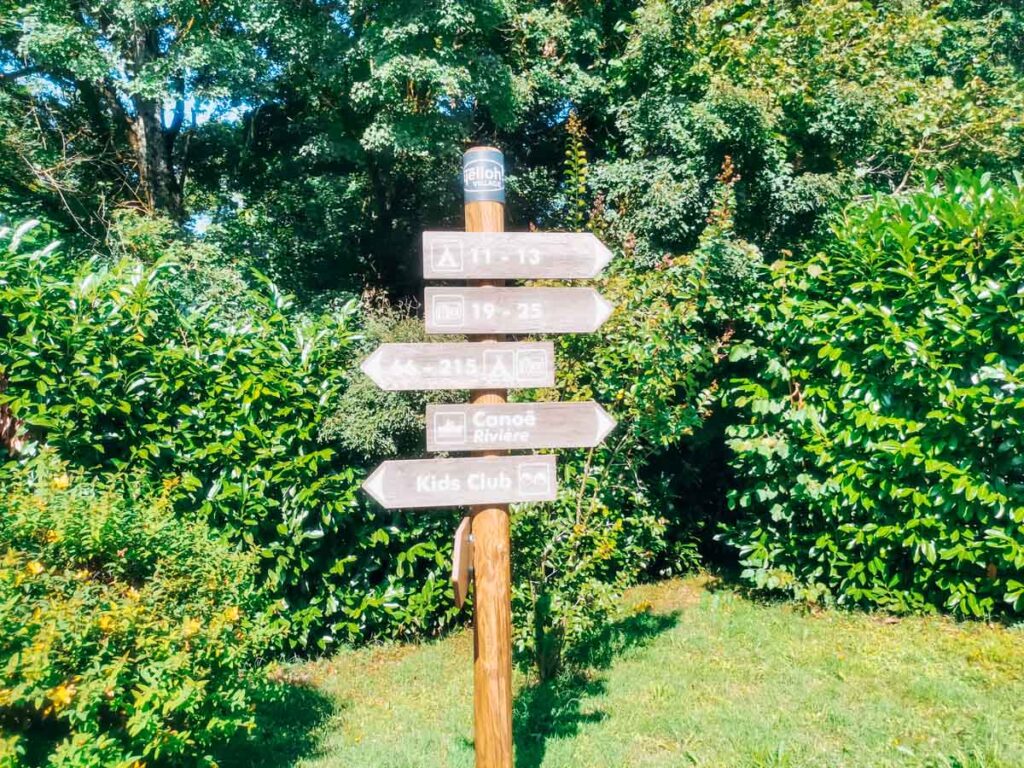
235, 577, 1024, 768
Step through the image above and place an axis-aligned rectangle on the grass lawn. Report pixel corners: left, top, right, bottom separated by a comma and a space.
226, 577, 1024, 768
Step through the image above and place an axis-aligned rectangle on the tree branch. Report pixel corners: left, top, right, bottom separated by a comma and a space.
167, 73, 186, 138
0, 65, 43, 82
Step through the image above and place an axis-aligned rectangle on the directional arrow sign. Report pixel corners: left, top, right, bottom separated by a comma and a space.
362, 455, 558, 509
426, 402, 616, 452
423, 232, 612, 279
360, 342, 554, 391
425, 287, 613, 335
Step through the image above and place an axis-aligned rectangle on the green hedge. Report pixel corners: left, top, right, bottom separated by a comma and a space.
509, 175, 762, 678
725, 172, 1024, 617
0, 218, 463, 649
0, 457, 277, 767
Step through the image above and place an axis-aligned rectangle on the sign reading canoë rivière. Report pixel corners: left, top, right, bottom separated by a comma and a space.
422, 232, 613, 279
426, 402, 616, 452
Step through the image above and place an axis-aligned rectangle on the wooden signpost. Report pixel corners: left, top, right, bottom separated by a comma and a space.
360, 146, 616, 768
424, 286, 613, 335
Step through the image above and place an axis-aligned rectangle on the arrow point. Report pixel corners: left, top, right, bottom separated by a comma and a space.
591, 235, 613, 275
359, 349, 377, 375
360, 348, 385, 387
594, 402, 617, 443
362, 463, 387, 505
593, 292, 614, 329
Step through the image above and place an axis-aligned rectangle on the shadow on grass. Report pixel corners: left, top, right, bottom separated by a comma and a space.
513, 609, 680, 768
217, 680, 335, 768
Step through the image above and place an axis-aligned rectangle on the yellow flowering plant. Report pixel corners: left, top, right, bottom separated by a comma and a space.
0, 454, 281, 767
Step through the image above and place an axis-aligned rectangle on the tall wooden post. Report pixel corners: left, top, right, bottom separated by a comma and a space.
361, 146, 616, 768
464, 146, 513, 768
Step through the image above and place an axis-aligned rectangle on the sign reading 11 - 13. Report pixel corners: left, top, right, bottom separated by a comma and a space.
360, 232, 617, 508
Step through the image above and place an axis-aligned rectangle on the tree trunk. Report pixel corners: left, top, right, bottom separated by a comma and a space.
124, 26, 184, 219
130, 98, 183, 218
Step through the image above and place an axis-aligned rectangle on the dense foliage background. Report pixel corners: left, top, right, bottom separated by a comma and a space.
2, 0, 1023, 762
725, 172, 1024, 617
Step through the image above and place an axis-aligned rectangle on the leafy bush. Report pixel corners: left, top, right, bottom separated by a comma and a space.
725, 172, 1024, 617
1, 218, 493, 648
0, 217, 364, 648
511, 171, 761, 678
316, 298, 483, 643
0, 455, 277, 767
599, 0, 1024, 260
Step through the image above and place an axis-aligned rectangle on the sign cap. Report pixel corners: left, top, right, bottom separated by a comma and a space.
463, 146, 505, 204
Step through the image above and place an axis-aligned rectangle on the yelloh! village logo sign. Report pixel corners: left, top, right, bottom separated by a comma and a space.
462, 146, 505, 203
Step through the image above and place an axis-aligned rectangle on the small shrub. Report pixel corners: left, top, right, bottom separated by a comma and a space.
725, 171, 1024, 617
0, 217, 365, 649
512, 171, 759, 679
316, 297, 477, 643
0, 455, 278, 767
